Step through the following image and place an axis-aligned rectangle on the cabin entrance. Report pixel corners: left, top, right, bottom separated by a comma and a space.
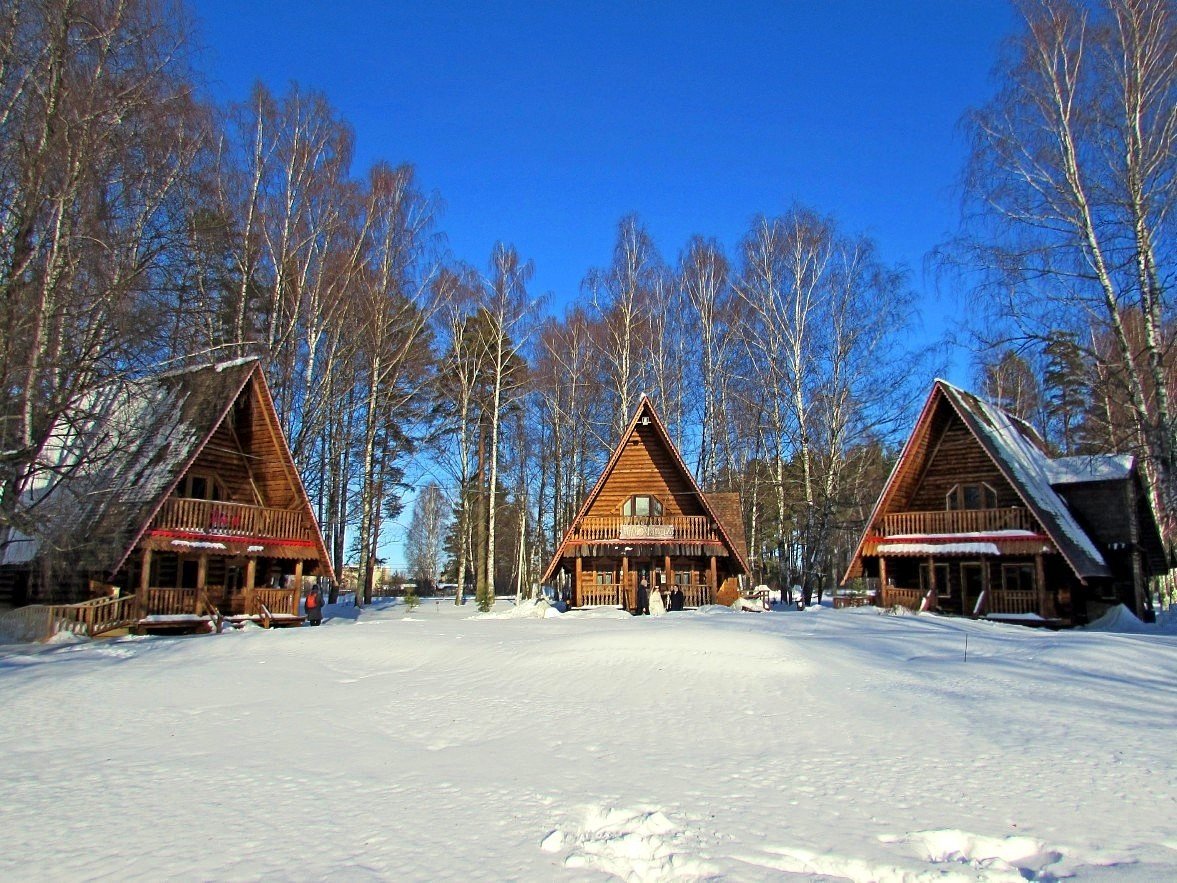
960, 562, 983, 615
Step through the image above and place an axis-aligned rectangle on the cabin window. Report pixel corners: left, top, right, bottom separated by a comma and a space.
622, 495, 663, 518
595, 571, 613, 585
1002, 563, 1036, 593
946, 483, 997, 511
177, 473, 225, 501
919, 562, 951, 598
675, 571, 693, 586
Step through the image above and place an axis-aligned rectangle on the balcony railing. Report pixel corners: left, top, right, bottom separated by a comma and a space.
880, 508, 1033, 537
570, 515, 719, 544
152, 497, 312, 542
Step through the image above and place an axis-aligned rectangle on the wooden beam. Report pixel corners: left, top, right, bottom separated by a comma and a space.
1035, 553, 1052, 618
621, 555, 629, 611
926, 556, 938, 610
574, 556, 582, 608
245, 557, 256, 615
709, 555, 717, 602
138, 548, 153, 620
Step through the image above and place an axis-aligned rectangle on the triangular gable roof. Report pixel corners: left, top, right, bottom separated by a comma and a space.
843, 380, 1111, 585
3, 359, 334, 583
542, 396, 749, 582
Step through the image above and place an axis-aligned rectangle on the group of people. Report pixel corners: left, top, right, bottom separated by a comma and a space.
634, 578, 686, 615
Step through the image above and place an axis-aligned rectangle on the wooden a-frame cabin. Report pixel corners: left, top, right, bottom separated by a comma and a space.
542, 396, 749, 610
843, 380, 1168, 626
0, 358, 333, 636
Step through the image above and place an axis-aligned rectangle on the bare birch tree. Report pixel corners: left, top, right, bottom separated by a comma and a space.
960, 0, 1176, 540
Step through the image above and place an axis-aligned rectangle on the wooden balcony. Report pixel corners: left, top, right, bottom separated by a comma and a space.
570, 515, 720, 544
880, 508, 1034, 537
152, 498, 312, 542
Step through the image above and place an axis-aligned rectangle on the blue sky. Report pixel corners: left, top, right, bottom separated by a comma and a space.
189, 0, 1020, 388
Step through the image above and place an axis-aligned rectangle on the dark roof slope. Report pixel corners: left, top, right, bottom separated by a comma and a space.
3, 359, 258, 575
938, 382, 1110, 579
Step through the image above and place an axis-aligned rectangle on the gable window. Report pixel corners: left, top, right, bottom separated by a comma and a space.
946, 483, 997, 511
622, 495, 663, 518
177, 473, 225, 501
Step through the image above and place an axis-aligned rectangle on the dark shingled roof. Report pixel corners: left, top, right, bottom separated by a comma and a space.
4, 359, 259, 576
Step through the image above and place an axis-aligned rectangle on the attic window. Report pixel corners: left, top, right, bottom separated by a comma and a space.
946, 483, 997, 511
177, 473, 226, 502
622, 495, 663, 518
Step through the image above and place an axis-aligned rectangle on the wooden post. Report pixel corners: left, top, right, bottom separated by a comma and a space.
664, 554, 673, 595
574, 556, 582, 608
294, 560, 304, 615
1035, 553, 1053, 618
709, 555, 717, 604
926, 556, 938, 610
245, 557, 257, 615
196, 554, 208, 615
138, 548, 153, 620
878, 556, 888, 606
621, 555, 630, 610
980, 558, 990, 613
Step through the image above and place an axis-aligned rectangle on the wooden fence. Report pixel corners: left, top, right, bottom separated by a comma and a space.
0, 595, 139, 642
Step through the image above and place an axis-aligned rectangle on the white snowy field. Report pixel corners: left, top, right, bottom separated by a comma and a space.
1, 601, 1175, 882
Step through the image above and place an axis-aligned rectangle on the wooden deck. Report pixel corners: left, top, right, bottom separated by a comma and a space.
570, 515, 720, 544
878, 508, 1033, 536
151, 497, 313, 541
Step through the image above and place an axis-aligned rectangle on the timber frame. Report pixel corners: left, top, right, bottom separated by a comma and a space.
542, 396, 749, 610
843, 380, 1168, 626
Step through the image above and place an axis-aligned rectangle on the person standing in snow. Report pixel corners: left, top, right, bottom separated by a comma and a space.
305, 582, 324, 626
649, 582, 666, 616
669, 585, 684, 611
635, 578, 650, 615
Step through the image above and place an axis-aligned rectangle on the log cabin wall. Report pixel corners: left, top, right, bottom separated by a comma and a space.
584, 422, 705, 519
907, 417, 1021, 511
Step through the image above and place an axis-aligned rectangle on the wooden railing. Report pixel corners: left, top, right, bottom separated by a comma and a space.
678, 584, 713, 607
579, 584, 624, 607
576, 583, 714, 608
142, 587, 200, 616
881, 586, 925, 611
983, 589, 1039, 616
571, 515, 719, 544
880, 508, 1033, 536
152, 498, 311, 541
252, 587, 298, 617
0, 595, 140, 642
55, 595, 140, 637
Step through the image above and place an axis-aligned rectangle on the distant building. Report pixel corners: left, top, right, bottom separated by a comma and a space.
843, 380, 1168, 625
542, 396, 748, 610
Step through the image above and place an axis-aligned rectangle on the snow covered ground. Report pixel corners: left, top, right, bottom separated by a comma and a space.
1, 599, 1175, 881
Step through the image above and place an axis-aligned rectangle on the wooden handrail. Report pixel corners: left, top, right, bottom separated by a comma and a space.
571, 515, 720, 543
879, 508, 1034, 536
152, 498, 312, 542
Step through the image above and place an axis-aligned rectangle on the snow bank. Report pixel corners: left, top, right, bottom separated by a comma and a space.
1082, 603, 1151, 634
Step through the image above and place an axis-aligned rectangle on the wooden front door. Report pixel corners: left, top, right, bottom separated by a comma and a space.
960, 563, 984, 616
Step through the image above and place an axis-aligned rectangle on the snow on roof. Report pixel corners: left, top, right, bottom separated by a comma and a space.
938, 382, 1109, 577
1044, 454, 1134, 485
887, 530, 1042, 540
878, 542, 1001, 556
2, 361, 256, 573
